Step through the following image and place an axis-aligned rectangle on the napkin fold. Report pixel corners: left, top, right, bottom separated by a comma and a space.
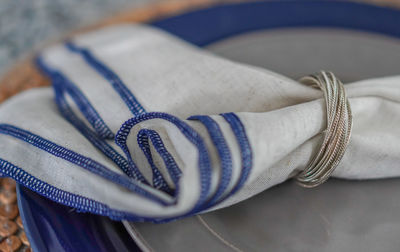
0, 24, 399, 221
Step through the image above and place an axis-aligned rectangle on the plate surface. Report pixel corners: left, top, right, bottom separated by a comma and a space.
17, 1, 400, 251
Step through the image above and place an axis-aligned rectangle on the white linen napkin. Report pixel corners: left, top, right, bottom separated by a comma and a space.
0, 24, 399, 221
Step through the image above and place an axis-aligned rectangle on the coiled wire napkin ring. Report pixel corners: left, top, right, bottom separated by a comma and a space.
296, 71, 353, 188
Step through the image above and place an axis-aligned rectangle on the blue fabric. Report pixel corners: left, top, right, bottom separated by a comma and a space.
65, 41, 147, 116
116, 112, 213, 213
137, 129, 182, 195
37, 57, 145, 180
221, 113, 253, 197
0, 124, 167, 205
36, 57, 114, 139
189, 115, 233, 207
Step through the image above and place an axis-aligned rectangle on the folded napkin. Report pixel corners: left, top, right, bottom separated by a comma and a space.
0, 24, 399, 221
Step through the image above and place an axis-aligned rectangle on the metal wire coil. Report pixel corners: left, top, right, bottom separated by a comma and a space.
296, 71, 353, 188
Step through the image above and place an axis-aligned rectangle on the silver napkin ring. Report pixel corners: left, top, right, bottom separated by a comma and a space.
296, 71, 353, 188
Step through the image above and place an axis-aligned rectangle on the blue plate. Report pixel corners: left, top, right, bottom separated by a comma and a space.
17, 185, 139, 252
16, 1, 400, 251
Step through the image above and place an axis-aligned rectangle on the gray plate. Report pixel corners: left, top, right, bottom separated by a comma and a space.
124, 28, 400, 252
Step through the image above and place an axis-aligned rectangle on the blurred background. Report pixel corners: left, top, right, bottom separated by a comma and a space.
0, 0, 398, 75
0, 0, 172, 75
